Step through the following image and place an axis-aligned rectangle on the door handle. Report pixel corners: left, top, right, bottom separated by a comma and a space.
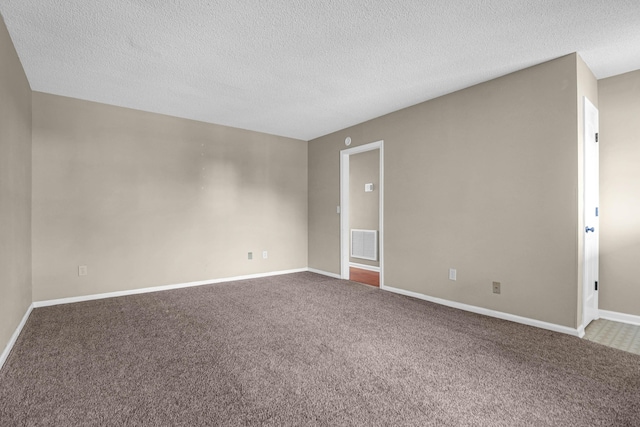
585, 227, 595, 233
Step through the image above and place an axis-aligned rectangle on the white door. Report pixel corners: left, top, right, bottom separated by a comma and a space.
583, 97, 599, 328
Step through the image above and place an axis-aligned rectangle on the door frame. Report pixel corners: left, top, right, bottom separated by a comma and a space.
340, 140, 384, 287
582, 96, 599, 329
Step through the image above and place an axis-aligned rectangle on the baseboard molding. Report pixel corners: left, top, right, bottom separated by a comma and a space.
33, 268, 308, 308
599, 309, 640, 326
14, 270, 597, 367
382, 285, 582, 337
307, 268, 342, 279
348, 262, 380, 272
0, 303, 34, 371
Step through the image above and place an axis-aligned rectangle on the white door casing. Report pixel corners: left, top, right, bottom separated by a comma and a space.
583, 96, 599, 328
340, 141, 384, 286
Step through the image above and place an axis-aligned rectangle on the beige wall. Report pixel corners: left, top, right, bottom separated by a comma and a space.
599, 70, 640, 317
349, 150, 380, 266
308, 132, 342, 274
32, 93, 308, 301
0, 15, 32, 352
309, 54, 585, 328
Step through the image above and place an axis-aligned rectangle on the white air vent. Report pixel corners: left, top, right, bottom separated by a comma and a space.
351, 229, 378, 261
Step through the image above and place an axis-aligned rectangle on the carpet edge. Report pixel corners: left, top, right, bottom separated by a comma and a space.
382, 284, 583, 338
32, 268, 310, 308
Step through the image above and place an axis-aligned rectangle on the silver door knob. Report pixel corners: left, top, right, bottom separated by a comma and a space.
585, 227, 595, 233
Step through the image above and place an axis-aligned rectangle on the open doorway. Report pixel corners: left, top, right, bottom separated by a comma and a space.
340, 140, 384, 287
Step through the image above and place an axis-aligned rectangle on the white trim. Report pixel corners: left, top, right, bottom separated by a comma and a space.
33, 268, 307, 308
308, 268, 342, 279
0, 303, 34, 371
379, 142, 384, 289
340, 140, 384, 287
348, 262, 380, 272
599, 309, 640, 326
381, 285, 582, 337
340, 149, 350, 279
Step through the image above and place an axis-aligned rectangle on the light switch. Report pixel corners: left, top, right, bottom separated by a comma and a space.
365, 183, 374, 192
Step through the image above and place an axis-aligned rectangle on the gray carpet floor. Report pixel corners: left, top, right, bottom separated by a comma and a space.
1, 272, 639, 426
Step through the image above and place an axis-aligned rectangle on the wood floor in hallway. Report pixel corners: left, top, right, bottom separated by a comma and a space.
349, 267, 379, 287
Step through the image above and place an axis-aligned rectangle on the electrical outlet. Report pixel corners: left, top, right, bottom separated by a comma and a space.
78, 265, 88, 276
449, 268, 457, 281
493, 281, 501, 294
262, 251, 268, 259
248, 252, 253, 260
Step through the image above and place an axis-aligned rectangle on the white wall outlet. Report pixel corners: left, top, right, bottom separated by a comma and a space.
448, 268, 457, 281
262, 251, 268, 259
78, 265, 88, 276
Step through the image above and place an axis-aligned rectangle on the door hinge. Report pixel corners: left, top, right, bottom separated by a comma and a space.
595, 132, 599, 142
596, 207, 599, 217
595, 281, 598, 291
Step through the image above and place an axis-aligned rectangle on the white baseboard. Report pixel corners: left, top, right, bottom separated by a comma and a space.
307, 268, 342, 279
381, 284, 582, 337
9, 270, 601, 372
5, 269, 311, 371
33, 268, 308, 308
348, 262, 380, 272
599, 309, 640, 326
0, 303, 34, 371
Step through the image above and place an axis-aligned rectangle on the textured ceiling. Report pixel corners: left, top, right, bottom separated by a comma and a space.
1, 1, 640, 141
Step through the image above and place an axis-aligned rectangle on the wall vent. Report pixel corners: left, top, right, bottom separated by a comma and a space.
351, 229, 378, 261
